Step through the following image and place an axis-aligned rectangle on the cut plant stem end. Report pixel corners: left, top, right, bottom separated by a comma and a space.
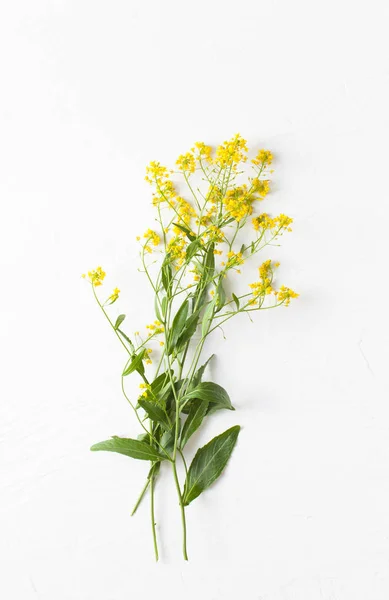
85, 135, 298, 560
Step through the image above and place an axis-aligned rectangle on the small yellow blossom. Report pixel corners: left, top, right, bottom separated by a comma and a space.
215, 133, 248, 169
252, 149, 273, 166
277, 285, 299, 306
83, 266, 106, 287
192, 141, 213, 163
252, 213, 293, 233
108, 287, 120, 303
143, 229, 160, 246
176, 152, 196, 174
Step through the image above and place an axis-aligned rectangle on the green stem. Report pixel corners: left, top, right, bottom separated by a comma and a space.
150, 473, 159, 561
131, 478, 150, 516
172, 461, 188, 560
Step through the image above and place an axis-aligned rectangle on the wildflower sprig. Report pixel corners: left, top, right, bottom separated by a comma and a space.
83, 134, 298, 561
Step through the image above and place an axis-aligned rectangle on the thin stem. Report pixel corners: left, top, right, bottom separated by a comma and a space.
131, 478, 150, 516
171, 461, 188, 560
150, 473, 159, 561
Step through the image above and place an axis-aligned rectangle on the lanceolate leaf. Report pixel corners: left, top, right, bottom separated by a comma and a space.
203, 243, 215, 282
161, 259, 173, 294
122, 350, 146, 376
176, 307, 202, 350
232, 293, 240, 310
215, 280, 226, 312
191, 354, 215, 389
201, 299, 216, 338
138, 399, 171, 431
184, 382, 234, 411
173, 222, 196, 241
114, 314, 126, 330
167, 299, 189, 354
183, 425, 240, 505
90, 436, 165, 461
180, 399, 208, 448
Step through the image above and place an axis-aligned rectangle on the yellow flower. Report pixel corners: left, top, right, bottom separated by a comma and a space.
276, 285, 299, 306
143, 229, 160, 246
223, 185, 255, 222
252, 213, 293, 233
251, 178, 270, 197
108, 287, 120, 303
248, 260, 274, 301
83, 266, 106, 287
226, 251, 244, 270
192, 141, 213, 163
146, 321, 164, 335
252, 149, 273, 166
176, 152, 196, 174
215, 133, 248, 169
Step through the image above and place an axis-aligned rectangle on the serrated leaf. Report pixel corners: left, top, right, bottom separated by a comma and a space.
138, 399, 171, 431
122, 350, 146, 376
232, 293, 240, 310
182, 425, 240, 505
180, 399, 208, 448
114, 314, 126, 330
91, 436, 165, 461
183, 381, 234, 411
167, 299, 189, 355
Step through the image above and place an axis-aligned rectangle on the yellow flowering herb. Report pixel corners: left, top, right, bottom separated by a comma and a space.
83, 135, 298, 563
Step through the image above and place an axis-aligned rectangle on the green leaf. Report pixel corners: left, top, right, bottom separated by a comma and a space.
201, 299, 216, 338
183, 381, 234, 411
180, 399, 208, 448
167, 299, 189, 355
182, 425, 240, 505
161, 259, 173, 294
173, 222, 196, 241
176, 307, 202, 350
150, 370, 174, 396
122, 350, 146, 376
185, 239, 202, 261
148, 461, 161, 479
117, 328, 132, 345
191, 354, 215, 389
114, 314, 126, 330
138, 399, 171, 431
91, 436, 165, 461
203, 243, 215, 282
154, 295, 163, 323
215, 280, 226, 313
232, 293, 240, 310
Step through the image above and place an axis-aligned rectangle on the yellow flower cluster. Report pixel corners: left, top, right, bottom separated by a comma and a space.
252, 213, 293, 232
144, 348, 153, 365
82, 266, 106, 287
143, 229, 160, 247
146, 320, 164, 335
215, 133, 248, 168
108, 287, 120, 303
167, 236, 187, 266
173, 197, 197, 234
251, 178, 270, 197
223, 185, 255, 222
252, 149, 273, 166
139, 382, 150, 398
176, 152, 196, 174
249, 260, 274, 301
277, 285, 299, 306
192, 141, 213, 163
223, 251, 244, 270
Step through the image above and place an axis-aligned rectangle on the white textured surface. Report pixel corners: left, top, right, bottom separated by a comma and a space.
1, 1, 389, 598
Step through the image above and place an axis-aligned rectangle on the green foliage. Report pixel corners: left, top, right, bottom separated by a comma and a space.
182, 425, 240, 505
85, 135, 297, 560
91, 436, 166, 461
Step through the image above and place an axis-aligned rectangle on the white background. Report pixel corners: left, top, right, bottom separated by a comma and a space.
1, 1, 389, 598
